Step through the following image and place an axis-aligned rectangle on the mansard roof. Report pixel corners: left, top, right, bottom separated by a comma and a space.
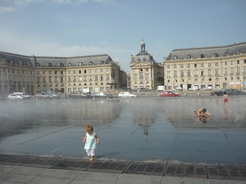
0, 51, 114, 67
166, 42, 246, 61
0, 51, 33, 66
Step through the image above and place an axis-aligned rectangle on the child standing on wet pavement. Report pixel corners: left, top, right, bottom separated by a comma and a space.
82, 125, 100, 161
223, 92, 229, 106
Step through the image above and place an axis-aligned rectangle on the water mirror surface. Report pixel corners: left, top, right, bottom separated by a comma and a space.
0, 97, 245, 165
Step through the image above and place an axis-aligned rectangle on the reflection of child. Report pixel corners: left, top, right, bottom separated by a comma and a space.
223, 92, 229, 106
82, 125, 100, 161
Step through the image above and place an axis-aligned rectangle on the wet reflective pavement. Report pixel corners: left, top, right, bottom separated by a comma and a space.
0, 97, 246, 166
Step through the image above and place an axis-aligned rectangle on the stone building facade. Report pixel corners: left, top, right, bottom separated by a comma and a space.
164, 42, 246, 90
0, 51, 127, 95
130, 41, 164, 90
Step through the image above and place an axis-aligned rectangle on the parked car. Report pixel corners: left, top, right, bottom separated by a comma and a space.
13, 92, 31, 99
49, 92, 60, 99
69, 91, 88, 99
211, 89, 246, 96
118, 92, 137, 98
34, 92, 54, 99
8, 94, 24, 100
90, 92, 113, 99
160, 90, 180, 97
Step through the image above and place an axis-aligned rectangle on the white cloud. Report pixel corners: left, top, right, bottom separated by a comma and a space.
0, 6, 16, 14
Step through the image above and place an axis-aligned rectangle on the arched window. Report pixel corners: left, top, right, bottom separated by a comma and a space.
100, 60, 104, 64
89, 61, 93, 65
78, 62, 82, 66
174, 56, 178, 60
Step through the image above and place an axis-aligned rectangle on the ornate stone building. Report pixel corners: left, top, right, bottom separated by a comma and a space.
164, 42, 246, 90
130, 41, 164, 90
0, 51, 127, 95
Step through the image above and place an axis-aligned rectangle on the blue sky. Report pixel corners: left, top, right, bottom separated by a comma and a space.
0, 0, 246, 74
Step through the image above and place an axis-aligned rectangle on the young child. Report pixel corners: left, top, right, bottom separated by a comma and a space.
223, 92, 229, 106
195, 108, 212, 117
82, 125, 100, 161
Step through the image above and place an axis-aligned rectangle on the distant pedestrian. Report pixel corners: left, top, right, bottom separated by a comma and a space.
223, 92, 229, 106
82, 125, 100, 161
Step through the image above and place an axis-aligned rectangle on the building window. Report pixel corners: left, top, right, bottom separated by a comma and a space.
140, 73, 144, 79
167, 65, 170, 69
244, 60, 246, 64
174, 65, 177, 69
134, 74, 137, 80
231, 67, 234, 74
208, 63, 211, 67
145, 73, 149, 79
180, 70, 184, 77
237, 67, 240, 73
215, 62, 218, 67
187, 70, 190, 76
215, 69, 219, 75
174, 56, 178, 60
225, 62, 227, 66
167, 71, 170, 77
79, 62, 82, 66
201, 63, 204, 67
200, 54, 205, 58
100, 69, 103, 73
231, 61, 233, 65
237, 60, 240, 64
95, 75, 98, 81
187, 64, 190, 68
225, 68, 228, 75
49, 76, 52, 82
187, 55, 191, 59
194, 64, 197, 68
174, 71, 177, 77
146, 68, 149, 72
180, 64, 183, 68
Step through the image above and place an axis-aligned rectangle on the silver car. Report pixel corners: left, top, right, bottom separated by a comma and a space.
8, 94, 24, 100
118, 92, 137, 98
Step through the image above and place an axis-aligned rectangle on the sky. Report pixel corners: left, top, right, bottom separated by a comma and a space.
0, 0, 246, 74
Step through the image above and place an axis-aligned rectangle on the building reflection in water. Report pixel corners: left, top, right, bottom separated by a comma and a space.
131, 100, 156, 138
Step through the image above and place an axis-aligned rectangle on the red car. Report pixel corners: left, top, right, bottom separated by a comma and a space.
160, 90, 180, 97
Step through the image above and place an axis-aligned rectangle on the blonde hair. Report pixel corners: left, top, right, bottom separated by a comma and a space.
86, 125, 93, 134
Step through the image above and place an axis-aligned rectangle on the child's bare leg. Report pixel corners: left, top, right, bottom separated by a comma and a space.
90, 156, 94, 161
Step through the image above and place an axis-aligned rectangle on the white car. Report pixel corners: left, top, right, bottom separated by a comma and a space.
13, 92, 31, 99
118, 92, 137, 98
8, 94, 24, 100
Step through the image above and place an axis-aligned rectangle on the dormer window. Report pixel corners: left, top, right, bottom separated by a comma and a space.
68, 63, 72, 67
100, 60, 104, 64
225, 52, 229, 56
200, 54, 205, 58
78, 62, 82, 66
213, 53, 219, 57
174, 56, 178, 60
187, 55, 191, 59
89, 61, 93, 65
48, 63, 52, 67
36, 63, 40, 67
60, 63, 64, 67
